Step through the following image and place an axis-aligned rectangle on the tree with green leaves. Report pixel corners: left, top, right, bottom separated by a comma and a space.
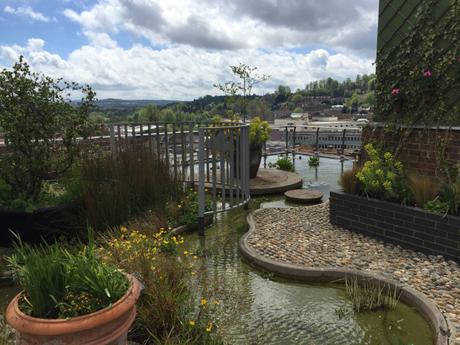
214, 63, 270, 122
0, 56, 95, 202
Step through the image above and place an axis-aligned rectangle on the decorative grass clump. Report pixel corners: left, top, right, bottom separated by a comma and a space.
407, 173, 440, 208
345, 277, 400, 313
339, 168, 361, 195
76, 143, 181, 231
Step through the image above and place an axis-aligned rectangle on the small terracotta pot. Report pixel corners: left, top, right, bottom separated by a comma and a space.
6, 274, 141, 345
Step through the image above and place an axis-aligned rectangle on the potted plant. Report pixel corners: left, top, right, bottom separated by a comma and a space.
5, 238, 141, 345
249, 117, 272, 178
0, 57, 95, 244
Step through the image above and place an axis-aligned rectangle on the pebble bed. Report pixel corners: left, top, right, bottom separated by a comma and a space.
247, 202, 460, 344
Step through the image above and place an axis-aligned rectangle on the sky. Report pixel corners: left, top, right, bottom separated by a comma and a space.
0, 0, 379, 100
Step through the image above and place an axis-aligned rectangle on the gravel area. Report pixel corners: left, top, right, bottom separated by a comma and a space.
247, 202, 460, 344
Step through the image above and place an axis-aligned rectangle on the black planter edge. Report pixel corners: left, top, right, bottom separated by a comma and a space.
240, 209, 453, 345
329, 191, 460, 262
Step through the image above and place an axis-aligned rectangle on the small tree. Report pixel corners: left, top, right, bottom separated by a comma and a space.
0, 56, 95, 202
214, 63, 270, 122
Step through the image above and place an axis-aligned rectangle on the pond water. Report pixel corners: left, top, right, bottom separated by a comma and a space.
184, 207, 435, 345
260, 154, 353, 208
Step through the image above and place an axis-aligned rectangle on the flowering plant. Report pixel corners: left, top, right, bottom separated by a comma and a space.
420, 69, 435, 93
356, 144, 408, 201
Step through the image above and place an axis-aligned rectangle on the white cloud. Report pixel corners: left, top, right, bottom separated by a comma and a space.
0, 38, 374, 100
4, 5, 51, 22
63, 0, 378, 57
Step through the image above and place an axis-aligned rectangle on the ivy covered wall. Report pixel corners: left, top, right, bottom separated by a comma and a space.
375, 0, 460, 125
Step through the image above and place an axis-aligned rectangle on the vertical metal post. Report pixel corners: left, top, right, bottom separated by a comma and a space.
189, 123, 195, 186
109, 124, 116, 157
198, 127, 205, 236
155, 122, 161, 158
293, 126, 297, 153
341, 128, 347, 156
285, 126, 289, 157
244, 125, 250, 203
172, 123, 177, 180
315, 127, 320, 154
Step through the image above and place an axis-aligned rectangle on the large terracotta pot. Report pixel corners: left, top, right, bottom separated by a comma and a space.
249, 142, 263, 179
6, 275, 141, 345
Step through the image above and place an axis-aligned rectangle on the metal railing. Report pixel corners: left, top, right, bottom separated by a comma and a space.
109, 121, 250, 234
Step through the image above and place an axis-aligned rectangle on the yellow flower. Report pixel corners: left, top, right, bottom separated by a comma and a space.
184, 250, 189, 256
206, 322, 213, 332
191, 271, 196, 276
213, 300, 220, 305
189, 320, 196, 327
193, 255, 198, 260
200, 298, 207, 306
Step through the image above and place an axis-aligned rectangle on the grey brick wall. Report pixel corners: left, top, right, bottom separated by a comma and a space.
330, 192, 460, 262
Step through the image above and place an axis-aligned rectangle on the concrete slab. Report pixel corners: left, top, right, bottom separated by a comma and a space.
284, 189, 323, 203
250, 169, 302, 196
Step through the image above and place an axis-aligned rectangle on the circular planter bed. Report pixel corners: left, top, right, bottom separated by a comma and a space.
0, 202, 82, 246
6, 274, 141, 345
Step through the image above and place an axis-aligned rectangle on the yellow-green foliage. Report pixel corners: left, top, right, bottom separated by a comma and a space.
355, 144, 406, 201
249, 117, 272, 145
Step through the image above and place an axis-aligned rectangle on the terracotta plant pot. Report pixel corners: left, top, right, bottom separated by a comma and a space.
249, 142, 263, 179
6, 274, 141, 345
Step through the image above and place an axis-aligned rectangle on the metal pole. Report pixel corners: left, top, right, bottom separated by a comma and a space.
198, 127, 205, 236
315, 127, 320, 154
109, 124, 116, 157
341, 128, 346, 156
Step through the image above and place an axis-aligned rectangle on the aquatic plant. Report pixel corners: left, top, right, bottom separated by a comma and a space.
345, 277, 400, 313
308, 155, 320, 167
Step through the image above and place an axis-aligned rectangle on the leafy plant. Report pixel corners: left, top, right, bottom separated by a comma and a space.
424, 197, 450, 215
0, 57, 95, 203
275, 157, 294, 172
355, 144, 408, 202
7, 236, 128, 319
308, 155, 320, 167
339, 168, 361, 195
249, 116, 272, 146
345, 277, 400, 313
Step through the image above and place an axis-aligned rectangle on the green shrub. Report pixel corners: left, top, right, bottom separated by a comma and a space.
7, 237, 128, 319
0, 57, 94, 203
167, 188, 212, 227
249, 117, 272, 146
75, 143, 181, 231
275, 157, 294, 172
308, 155, 320, 167
339, 168, 361, 195
424, 197, 450, 215
355, 144, 408, 202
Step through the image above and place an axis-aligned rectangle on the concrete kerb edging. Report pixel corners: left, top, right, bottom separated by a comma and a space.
239, 209, 453, 345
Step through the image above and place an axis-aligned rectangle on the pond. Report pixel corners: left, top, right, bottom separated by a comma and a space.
184, 207, 435, 345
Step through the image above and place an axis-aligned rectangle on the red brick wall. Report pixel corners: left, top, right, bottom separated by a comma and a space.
362, 126, 460, 176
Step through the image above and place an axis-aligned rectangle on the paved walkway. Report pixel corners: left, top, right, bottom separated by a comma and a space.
246, 202, 460, 344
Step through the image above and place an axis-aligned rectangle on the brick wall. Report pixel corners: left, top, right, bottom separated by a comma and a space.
330, 191, 460, 262
362, 126, 460, 176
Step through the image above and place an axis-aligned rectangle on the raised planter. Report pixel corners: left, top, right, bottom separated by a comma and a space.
6, 274, 141, 345
330, 191, 460, 262
0, 202, 82, 246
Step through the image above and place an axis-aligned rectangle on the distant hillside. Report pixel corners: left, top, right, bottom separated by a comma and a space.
94, 98, 182, 109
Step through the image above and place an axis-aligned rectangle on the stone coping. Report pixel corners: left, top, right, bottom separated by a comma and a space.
239, 208, 453, 345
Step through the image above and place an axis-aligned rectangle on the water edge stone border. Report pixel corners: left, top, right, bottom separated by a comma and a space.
239, 209, 453, 345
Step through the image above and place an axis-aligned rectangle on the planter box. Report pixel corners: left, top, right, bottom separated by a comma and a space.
0, 202, 83, 246
330, 191, 460, 262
